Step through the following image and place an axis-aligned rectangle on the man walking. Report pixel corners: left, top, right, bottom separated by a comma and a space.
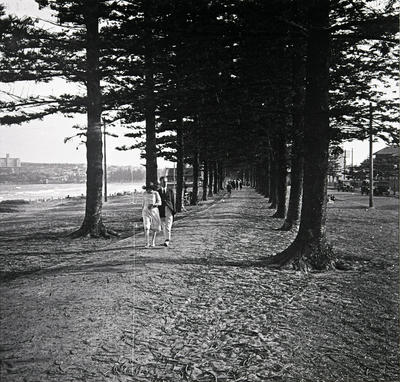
158, 176, 176, 247
226, 181, 232, 197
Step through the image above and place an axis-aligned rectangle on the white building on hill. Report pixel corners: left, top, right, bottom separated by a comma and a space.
0, 154, 21, 173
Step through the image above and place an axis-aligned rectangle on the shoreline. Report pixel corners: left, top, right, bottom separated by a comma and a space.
0, 191, 138, 204
0, 190, 144, 215
0, 182, 143, 203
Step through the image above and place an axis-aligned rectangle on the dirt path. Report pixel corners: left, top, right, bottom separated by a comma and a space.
0, 188, 398, 381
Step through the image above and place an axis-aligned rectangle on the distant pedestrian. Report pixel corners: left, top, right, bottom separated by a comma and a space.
158, 176, 176, 247
235, 180, 239, 189
183, 178, 189, 208
226, 182, 232, 197
239, 180, 243, 190
141, 182, 162, 248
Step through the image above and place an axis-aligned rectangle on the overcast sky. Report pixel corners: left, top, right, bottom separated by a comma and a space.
0, 0, 390, 166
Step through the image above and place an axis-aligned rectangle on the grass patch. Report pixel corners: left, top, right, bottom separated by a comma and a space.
0, 199, 30, 205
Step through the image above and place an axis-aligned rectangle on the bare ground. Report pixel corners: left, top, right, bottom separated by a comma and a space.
0, 188, 398, 382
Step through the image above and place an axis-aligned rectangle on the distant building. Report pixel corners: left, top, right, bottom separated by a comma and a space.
163, 167, 194, 186
162, 166, 207, 191
374, 146, 399, 159
0, 154, 21, 175
337, 149, 354, 180
0, 153, 21, 168
373, 146, 399, 194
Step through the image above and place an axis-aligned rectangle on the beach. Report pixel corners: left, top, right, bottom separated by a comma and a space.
0, 182, 143, 202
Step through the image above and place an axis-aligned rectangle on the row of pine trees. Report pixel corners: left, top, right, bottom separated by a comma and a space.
0, 0, 397, 269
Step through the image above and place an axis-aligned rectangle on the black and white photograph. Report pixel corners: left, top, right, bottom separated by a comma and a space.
0, 0, 399, 381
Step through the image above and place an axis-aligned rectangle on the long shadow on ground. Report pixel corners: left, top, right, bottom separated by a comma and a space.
0, 255, 270, 283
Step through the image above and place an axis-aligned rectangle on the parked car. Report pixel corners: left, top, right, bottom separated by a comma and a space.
337, 180, 354, 192
373, 181, 390, 196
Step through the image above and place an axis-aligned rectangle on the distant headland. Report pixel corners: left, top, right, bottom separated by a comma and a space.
0, 159, 145, 185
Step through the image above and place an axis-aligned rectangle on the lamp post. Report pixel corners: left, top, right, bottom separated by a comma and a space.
368, 102, 374, 208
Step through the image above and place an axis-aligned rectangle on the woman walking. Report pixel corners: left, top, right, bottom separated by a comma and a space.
142, 183, 162, 247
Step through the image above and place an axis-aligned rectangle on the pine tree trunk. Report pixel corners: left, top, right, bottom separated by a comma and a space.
144, 0, 157, 185
261, 167, 267, 196
208, 163, 213, 196
259, 163, 265, 196
269, 0, 333, 270
218, 162, 223, 191
280, 130, 304, 230
269, 161, 277, 209
176, 116, 184, 212
272, 131, 288, 218
280, 22, 306, 231
191, 151, 199, 205
255, 165, 261, 193
259, 166, 264, 195
245, 168, 249, 184
213, 162, 218, 194
250, 167, 255, 188
72, 2, 117, 238
259, 165, 265, 195
265, 155, 271, 198
202, 160, 208, 201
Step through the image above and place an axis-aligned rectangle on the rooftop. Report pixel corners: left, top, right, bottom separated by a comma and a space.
374, 146, 399, 157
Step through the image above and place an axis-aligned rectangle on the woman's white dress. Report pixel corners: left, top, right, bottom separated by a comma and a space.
142, 191, 162, 231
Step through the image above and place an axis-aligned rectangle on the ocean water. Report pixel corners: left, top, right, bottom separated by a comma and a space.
0, 183, 144, 201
